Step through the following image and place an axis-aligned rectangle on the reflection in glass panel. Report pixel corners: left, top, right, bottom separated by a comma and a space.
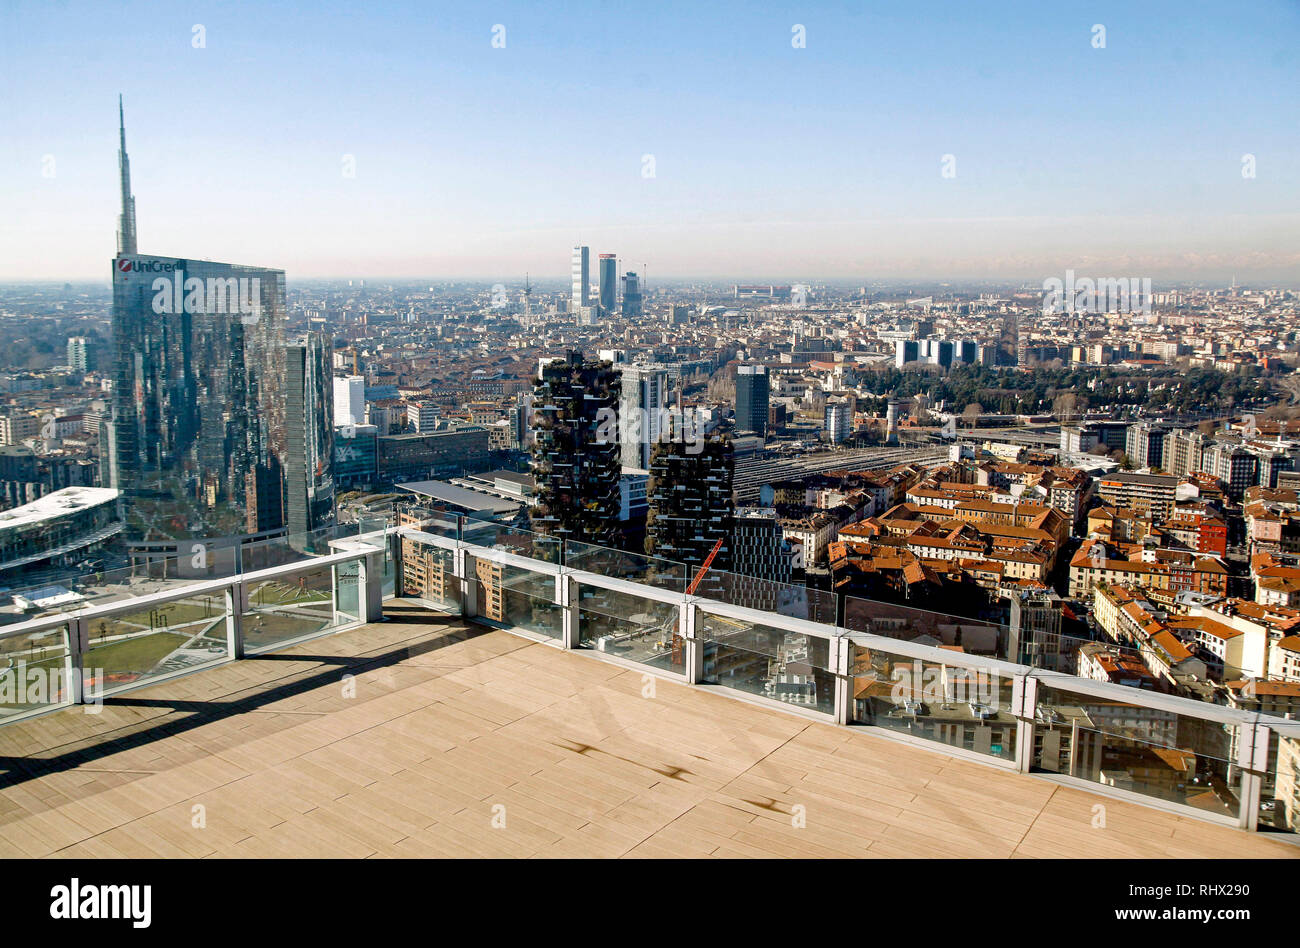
381, 537, 396, 599
334, 559, 362, 622
84, 601, 229, 691
1032, 685, 1241, 819
562, 539, 688, 593
698, 613, 833, 714
578, 588, 682, 672
849, 644, 1016, 761
473, 560, 560, 639
697, 569, 837, 625
1263, 731, 1300, 833
399, 539, 460, 614
0, 625, 72, 719
242, 565, 336, 653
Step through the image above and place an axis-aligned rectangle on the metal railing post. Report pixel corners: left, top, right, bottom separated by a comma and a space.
361, 549, 385, 623
1012, 673, 1037, 774
831, 634, 852, 726
681, 601, 704, 684
1236, 721, 1269, 832
457, 547, 480, 619
228, 579, 246, 659
559, 574, 579, 649
68, 616, 88, 705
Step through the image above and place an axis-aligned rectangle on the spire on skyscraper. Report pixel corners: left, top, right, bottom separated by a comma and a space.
117, 95, 137, 256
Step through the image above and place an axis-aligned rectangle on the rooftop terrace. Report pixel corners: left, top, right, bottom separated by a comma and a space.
0, 601, 1294, 859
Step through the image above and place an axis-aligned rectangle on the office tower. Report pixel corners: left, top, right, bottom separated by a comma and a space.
621, 271, 643, 318
571, 246, 590, 311
109, 102, 293, 548
734, 364, 769, 437
333, 423, 378, 489
998, 313, 1019, 366
895, 339, 919, 368
66, 336, 92, 372
111, 253, 288, 543
333, 375, 365, 426
406, 400, 441, 434
1165, 428, 1207, 478
645, 424, 735, 597
731, 506, 795, 611
618, 363, 674, 470
1202, 441, 1258, 501
116, 96, 137, 256
598, 253, 618, 313
824, 401, 852, 444
928, 339, 954, 370
529, 349, 622, 548
670, 304, 691, 325
284, 333, 336, 539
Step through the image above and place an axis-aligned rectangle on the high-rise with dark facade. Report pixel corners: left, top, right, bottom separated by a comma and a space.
598, 253, 617, 314
645, 423, 735, 597
529, 350, 622, 548
285, 333, 336, 540
735, 364, 769, 437
621, 271, 643, 319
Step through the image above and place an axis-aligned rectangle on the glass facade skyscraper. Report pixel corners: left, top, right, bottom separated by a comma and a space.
110, 254, 290, 544
598, 253, 617, 313
285, 332, 336, 540
734, 364, 769, 437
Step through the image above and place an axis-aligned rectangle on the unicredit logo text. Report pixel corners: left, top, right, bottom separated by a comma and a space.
117, 258, 185, 274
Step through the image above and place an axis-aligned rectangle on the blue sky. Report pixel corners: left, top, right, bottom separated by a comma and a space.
1, 0, 1297, 282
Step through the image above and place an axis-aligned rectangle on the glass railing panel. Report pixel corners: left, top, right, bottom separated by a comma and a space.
472, 560, 560, 639
697, 611, 835, 714
83, 602, 230, 693
381, 535, 397, 600
242, 564, 337, 654
0, 623, 73, 720
849, 642, 1017, 762
334, 560, 362, 623
577, 586, 682, 671
461, 516, 562, 562
1031, 683, 1242, 819
398, 538, 460, 614
1260, 727, 1300, 834
561, 539, 689, 594
694, 568, 837, 623
1, 553, 219, 623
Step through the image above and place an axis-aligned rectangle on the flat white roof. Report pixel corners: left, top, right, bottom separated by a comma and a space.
0, 486, 119, 532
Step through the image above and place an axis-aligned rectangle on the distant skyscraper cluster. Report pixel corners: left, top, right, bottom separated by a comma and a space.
570, 245, 642, 321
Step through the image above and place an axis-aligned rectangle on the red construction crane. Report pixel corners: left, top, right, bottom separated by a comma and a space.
686, 537, 725, 595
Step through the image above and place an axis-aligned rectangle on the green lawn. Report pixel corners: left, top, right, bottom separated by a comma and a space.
85, 631, 189, 676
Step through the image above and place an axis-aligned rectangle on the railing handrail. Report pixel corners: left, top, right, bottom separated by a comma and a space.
0, 543, 381, 642
398, 523, 1285, 737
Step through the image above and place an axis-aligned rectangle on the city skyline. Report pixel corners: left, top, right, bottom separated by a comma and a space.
2, 0, 1298, 282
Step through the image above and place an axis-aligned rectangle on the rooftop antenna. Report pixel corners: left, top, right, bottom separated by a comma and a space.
523, 271, 533, 319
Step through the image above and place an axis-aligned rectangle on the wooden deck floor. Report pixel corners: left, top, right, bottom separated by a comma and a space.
0, 602, 1294, 859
